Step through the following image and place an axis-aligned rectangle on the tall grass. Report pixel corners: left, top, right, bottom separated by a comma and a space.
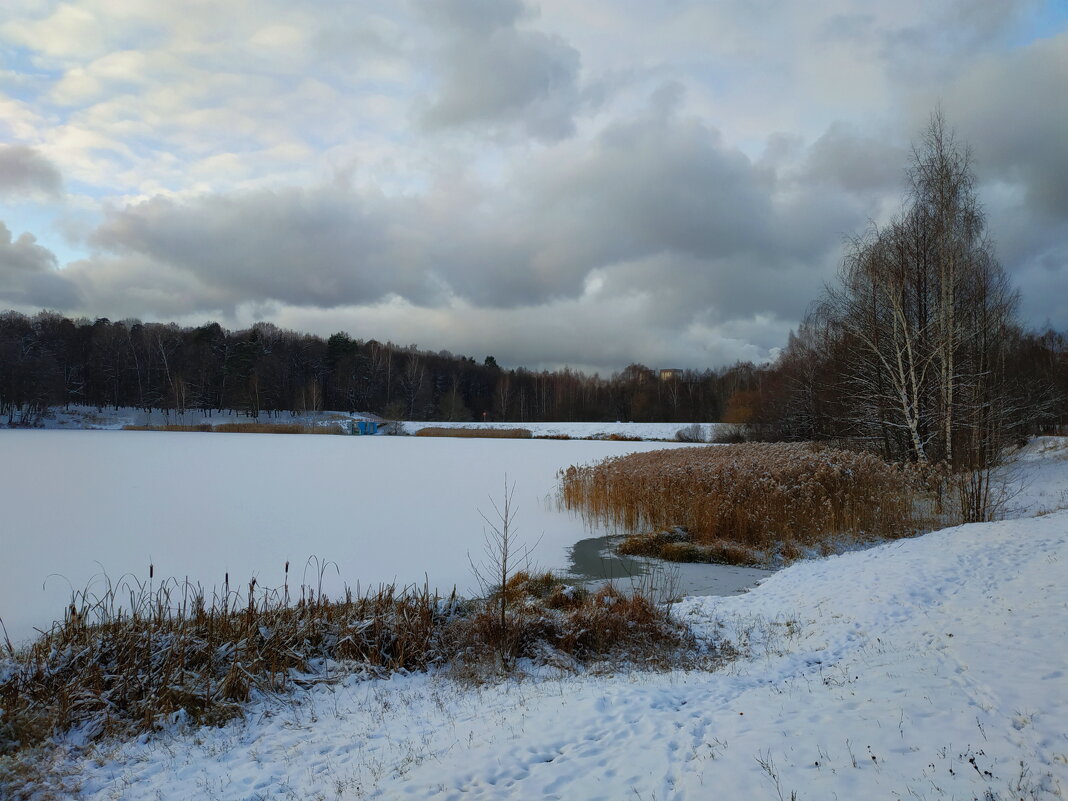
123, 423, 342, 434
415, 427, 533, 439
561, 443, 942, 562
0, 568, 696, 756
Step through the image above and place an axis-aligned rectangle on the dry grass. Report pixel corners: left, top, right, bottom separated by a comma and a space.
123, 424, 213, 432
562, 443, 941, 563
415, 427, 533, 439
122, 423, 342, 434
0, 568, 696, 759
213, 422, 338, 434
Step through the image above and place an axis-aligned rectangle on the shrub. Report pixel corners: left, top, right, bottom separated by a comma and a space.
675, 423, 706, 443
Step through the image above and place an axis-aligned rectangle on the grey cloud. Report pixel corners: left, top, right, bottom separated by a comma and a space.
0, 145, 62, 197
941, 33, 1068, 219
417, 0, 529, 33
0, 222, 80, 308
803, 123, 908, 195
913, 32, 1068, 329
72, 108, 872, 337
86, 187, 447, 313
419, 0, 582, 139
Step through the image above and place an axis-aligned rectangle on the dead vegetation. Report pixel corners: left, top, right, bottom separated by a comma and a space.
0, 567, 698, 760
617, 528, 765, 566
562, 443, 943, 564
415, 427, 533, 439
123, 422, 342, 434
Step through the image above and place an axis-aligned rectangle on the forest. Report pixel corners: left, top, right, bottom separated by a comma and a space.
0, 310, 741, 425
1, 306, 1063, 437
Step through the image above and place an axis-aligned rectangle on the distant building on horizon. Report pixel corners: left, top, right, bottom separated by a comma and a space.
659, 368, 683, 381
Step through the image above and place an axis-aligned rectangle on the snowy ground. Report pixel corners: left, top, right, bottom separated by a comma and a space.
19, 438, 1068, 800
0, 430, 697, 646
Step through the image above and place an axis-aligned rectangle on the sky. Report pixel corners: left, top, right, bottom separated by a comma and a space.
0, 0, 1065, 374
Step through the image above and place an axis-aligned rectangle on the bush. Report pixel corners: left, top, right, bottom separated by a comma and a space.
675, 423, 706, 443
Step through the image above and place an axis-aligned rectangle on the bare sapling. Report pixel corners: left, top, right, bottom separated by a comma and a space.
469, 476, 538, 668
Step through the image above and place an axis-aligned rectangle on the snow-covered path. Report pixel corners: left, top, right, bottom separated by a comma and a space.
55, 503, 1067, 801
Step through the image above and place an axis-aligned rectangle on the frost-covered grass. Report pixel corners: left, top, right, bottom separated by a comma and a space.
561, 442, 943, 564
0, 571, 699, 765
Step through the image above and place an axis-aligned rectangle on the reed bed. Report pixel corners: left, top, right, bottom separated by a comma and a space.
0, 568, 694, 756
561, 443, 939, 562
414, 427, 533, 439
122, 423, 342, 434
123, 424, 213, 432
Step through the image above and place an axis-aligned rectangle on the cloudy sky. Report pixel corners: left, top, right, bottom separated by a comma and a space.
0, 0, 1065, 373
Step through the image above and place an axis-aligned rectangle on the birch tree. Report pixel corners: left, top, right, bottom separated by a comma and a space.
819, 111, 1017, 468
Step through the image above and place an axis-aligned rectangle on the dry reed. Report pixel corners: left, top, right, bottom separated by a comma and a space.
562, 443, 940, 562
122, 423, 342, 434
123, 424, 213, 432
0, 568, 694, 757
414, 427, 533, 439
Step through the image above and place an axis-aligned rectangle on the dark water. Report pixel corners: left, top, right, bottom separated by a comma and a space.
564, 535, 772, 598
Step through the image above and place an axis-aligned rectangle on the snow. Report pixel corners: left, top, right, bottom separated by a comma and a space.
9, 433, 1068, 800
0, 430, 694, 645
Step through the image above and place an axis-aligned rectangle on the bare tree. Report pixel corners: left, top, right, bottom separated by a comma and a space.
818, 111, 1017, 478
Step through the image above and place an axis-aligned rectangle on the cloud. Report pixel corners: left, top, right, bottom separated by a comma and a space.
0, 0, 1062, 372
0, 222, 81, 308
802, 123, 908, 195
73, 107, 856, 317
54, 102, 882, 376
0, 145, 63, 198
417, 0, 583, 140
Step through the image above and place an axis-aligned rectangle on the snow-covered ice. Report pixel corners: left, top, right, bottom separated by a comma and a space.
14, 437, 1068, 800
0, 429, 694, 645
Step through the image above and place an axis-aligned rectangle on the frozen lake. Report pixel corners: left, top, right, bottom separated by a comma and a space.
1, 430, 735, 645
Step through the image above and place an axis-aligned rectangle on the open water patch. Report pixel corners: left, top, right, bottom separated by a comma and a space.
565, 535, 771, 598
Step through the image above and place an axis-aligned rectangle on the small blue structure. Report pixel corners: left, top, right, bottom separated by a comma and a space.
349, 419, 379, 435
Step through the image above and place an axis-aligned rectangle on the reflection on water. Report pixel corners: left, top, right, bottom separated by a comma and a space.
564, 535, 772, 598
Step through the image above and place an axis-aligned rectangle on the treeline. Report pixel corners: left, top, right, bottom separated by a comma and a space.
0, 308, 1062, 436
0, 311, 749, 425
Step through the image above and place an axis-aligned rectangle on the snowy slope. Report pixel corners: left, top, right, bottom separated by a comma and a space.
38, 449, 1068, 801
